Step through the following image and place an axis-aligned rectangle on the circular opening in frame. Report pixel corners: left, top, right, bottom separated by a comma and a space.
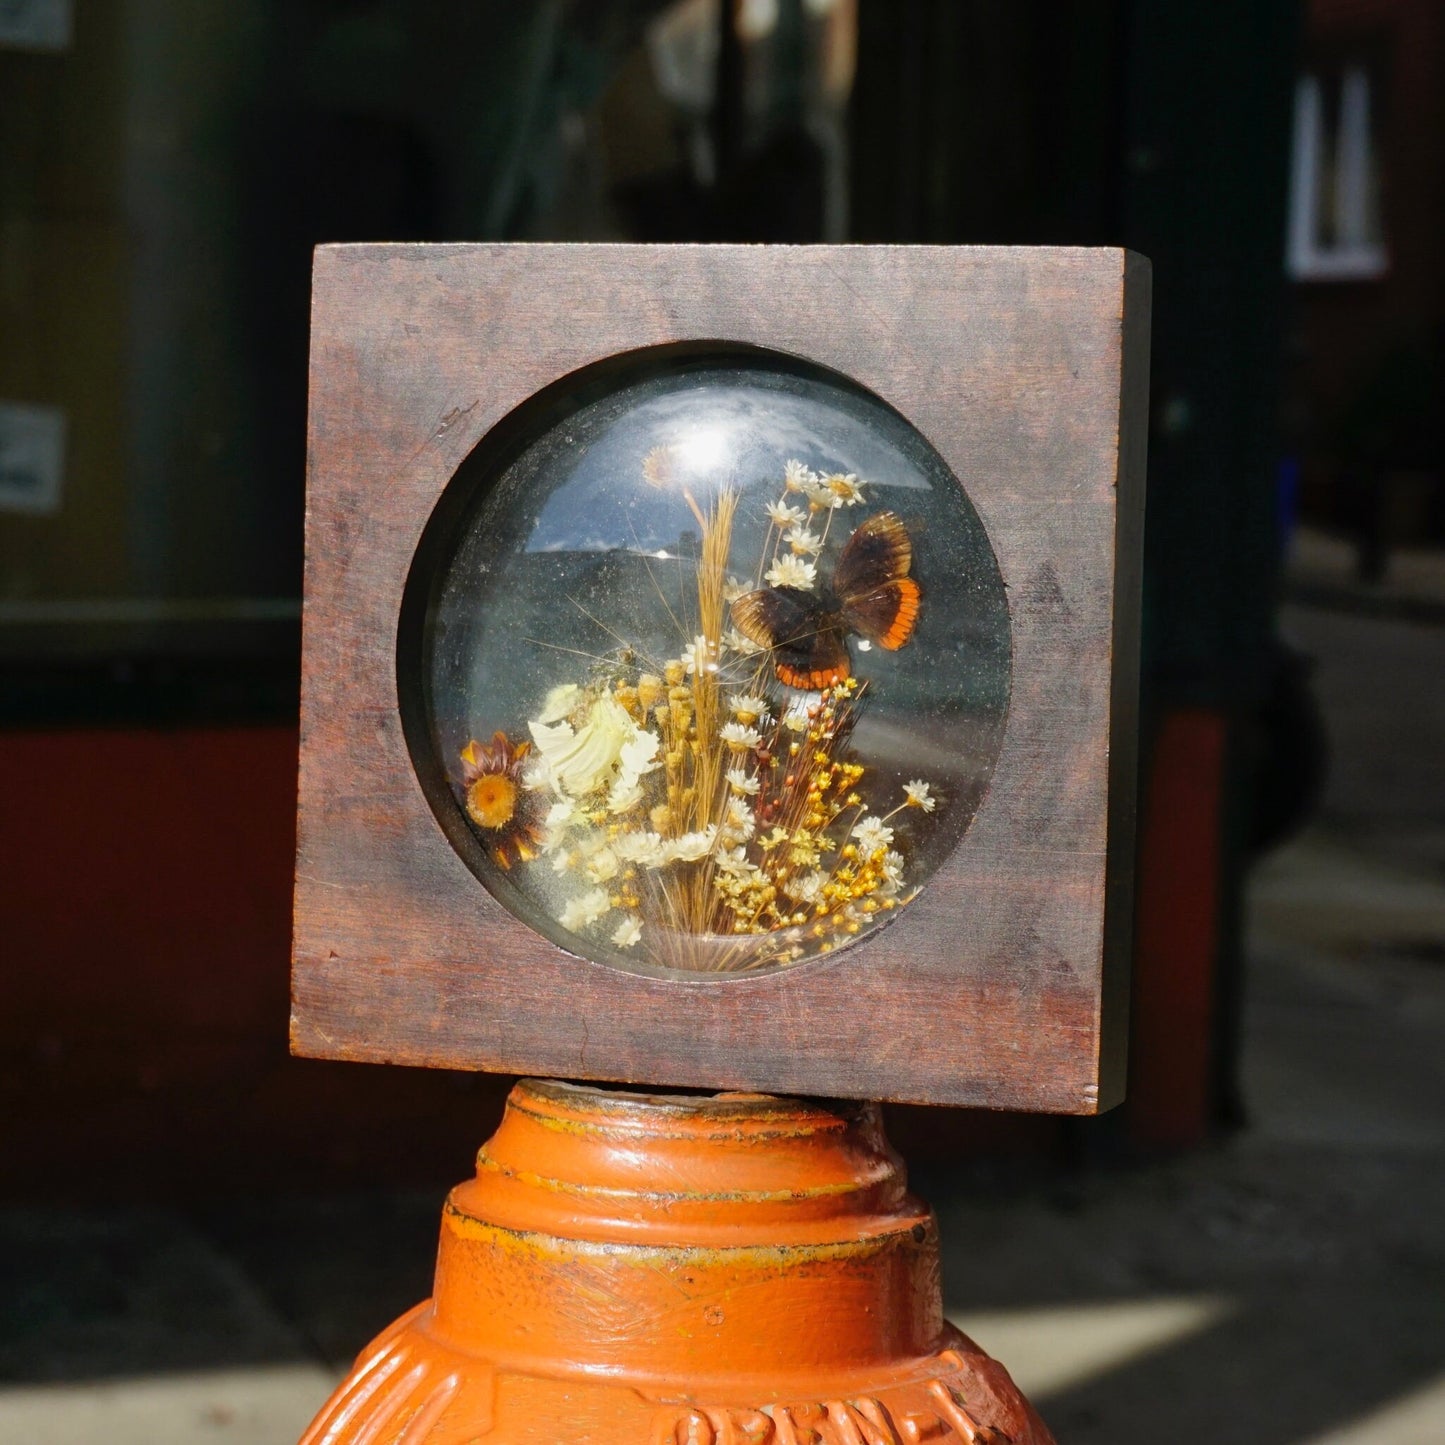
399, 344, 1011, 979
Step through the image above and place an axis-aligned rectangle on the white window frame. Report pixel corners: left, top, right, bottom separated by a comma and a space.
1286, 67, 1388, 282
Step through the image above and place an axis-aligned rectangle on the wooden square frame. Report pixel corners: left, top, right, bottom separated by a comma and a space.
292, 243, 1150, 1112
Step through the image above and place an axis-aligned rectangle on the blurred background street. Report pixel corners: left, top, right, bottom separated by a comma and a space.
4, 2, 1444, 1441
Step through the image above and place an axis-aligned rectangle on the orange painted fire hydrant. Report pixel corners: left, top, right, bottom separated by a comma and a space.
299, 1080, 1054, 1445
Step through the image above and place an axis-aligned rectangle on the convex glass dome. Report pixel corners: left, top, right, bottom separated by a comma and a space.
402, 350, 1011, 977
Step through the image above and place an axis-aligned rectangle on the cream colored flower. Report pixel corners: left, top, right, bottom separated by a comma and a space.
783, 459, 815, 493
727, 693, 770, 725
766, 498, 806, 528
721, 798, 756, 842
611, 916, 643, 948
903, 780, 936, 812
790, 869, 828, 904
681, 635, 719, 677
719, 721, 763, 751
642, 444, 677, 489
559, 887, 611, 931
851, 815, 895, 855
726, 767, 761, 795
723, 626, 765, 656
785, 524, 823, 556
665, 827, 717, 863
585, 846, 620, 884
535, 683, 583, 726
713, 844, 753, 877
764, 555, 816, 591
880, 850, 905, 891
825, 472, 866, 506
613, 830, 666, 865
530, 695, 639, 798
781, 700, 811, 732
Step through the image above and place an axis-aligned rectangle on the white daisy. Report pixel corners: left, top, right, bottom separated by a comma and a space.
790, 869, 828, 905
764, 555, 817, 591
880, 850, 906, 891
559, 887, 611, 931
585, 846, 620, 884
723, 626, 765, 656
681, 635, 719, 677
666, 827, 717, 863
903, 780, 936, 812
825, 472, 866, 506
714, 844, 753, 876
611, 916, 642, 949
727, 693, 770, 724
781, 699, 811, 732
785, 525, 823, 556
783, 459, 815, 493
765, 498, 806, 528
613, 830, 666, 865
721, 798, 756, 842
851, 815, 895, 855
726, 767, 761, 795
719, 721, 763, 751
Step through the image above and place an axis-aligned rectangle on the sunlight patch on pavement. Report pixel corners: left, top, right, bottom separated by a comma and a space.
1310, 1371, 1445, 1444
0, 1363, 340, 1445
949, 1294, 1236, 1398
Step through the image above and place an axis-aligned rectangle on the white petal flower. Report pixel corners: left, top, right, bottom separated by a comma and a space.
781, 700, 811, 732
585, 846, 620, 884
665, 827, 717, 863
726, 767, 761, 795
530, 695, 638, 798
545, 798, 585, 831
611, 916, 643, 949
851, 815, 895, 855
783, 459, 815, 493
558, 887, 611, 931
825, 472, 866, 506
681, 635, 720, 677
903, 780, 936, 812
613, 830, 666, 865
764, 555, 817, 591
766, 498, 806, 527
880, 850, 906, 891
802, 473, 841, 508
719, 721, 763, 751
727, 693, 770, 724
713, 844, 754, 877
723, 626, 765, 657
535, 683, 583, 725
790, 869, 828, 904
721, 798, 756, 842
785, 525, 823, 556
723, 576, 750, 603
606, 778, 643, 814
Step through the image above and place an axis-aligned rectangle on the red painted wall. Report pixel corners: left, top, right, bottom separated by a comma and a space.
0, 725, 507, 1199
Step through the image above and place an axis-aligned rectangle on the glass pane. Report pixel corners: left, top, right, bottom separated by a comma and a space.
406, 351, 1010, 977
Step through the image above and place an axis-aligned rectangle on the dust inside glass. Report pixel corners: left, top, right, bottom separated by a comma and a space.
406, 352, 1011, 978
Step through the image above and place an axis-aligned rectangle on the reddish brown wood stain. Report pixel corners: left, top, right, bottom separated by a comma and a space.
292, 244, 1151, 1112
299, 1080, 1055, 1445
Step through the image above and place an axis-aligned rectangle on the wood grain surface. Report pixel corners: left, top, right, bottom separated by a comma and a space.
291, 243, 1150, 1112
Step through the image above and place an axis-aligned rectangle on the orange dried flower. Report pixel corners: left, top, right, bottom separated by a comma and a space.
460, 731, 545, 869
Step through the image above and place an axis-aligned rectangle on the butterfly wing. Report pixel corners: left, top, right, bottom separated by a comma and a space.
840, 577, 921, 650
834, 511, 921, 650
730, 587, 852, 689
833, 511, 912, 596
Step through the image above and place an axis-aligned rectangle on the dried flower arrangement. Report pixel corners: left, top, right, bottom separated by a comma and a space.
455, 454, 935, 973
